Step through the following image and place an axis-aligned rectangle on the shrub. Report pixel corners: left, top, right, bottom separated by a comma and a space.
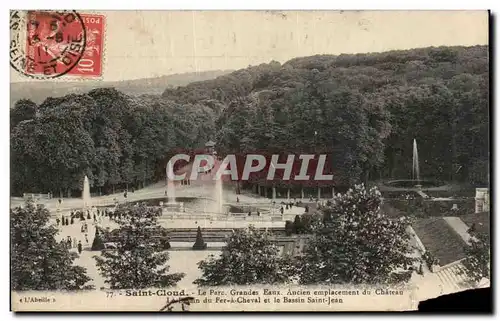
293, 215, 303, 234
284, 220, 293, 236
192, 226, 207, 250
91, 229, 105, 251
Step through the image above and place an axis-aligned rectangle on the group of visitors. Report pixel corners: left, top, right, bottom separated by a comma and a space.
247, 210, 261, 217
280, 199, 301, 209
62, 236, 83, 253
57, 207, 123, 226
106, 210, 125, 221
57, 210, 91, 226
277, 198, 313, 214
278, 203, 307, 214
61, 231, 88, 255
81, 222, 89, 233
56, 205, 123, 254
89, 207, 122, 222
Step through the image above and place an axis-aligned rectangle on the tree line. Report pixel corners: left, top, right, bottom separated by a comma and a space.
11, 89, 216, 196
10, 45, 489, 196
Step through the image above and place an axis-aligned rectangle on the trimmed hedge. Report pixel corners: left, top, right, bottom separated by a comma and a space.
385, 198, 475, 217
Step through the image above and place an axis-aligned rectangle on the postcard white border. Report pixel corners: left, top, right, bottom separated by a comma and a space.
2, 1, 497, 321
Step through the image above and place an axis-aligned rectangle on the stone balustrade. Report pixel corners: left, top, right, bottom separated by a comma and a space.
23, 193, 52, 200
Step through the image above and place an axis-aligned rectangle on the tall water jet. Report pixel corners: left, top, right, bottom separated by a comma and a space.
211, 157, 224, 215
82, 175, 91, 209
166, 162, 176, 204
412, 139, 420, 184
215, 176, 224, 214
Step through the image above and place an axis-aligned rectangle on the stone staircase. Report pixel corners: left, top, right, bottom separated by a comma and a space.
166, 227, 286, 242
434, 261, 472, 294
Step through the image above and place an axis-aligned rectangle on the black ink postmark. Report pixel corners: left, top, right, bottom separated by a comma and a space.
10, 10, 87, 79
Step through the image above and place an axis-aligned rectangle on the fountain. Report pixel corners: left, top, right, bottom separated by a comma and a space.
381, 139, 446, 191
166, 162, 176, 204
203, 156, 225, 215
82, 175, 91, 209
215, 175, 224, 214
412, 139, 421, 190
163, 162, 184, 213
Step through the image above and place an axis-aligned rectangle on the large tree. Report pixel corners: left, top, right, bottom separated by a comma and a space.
298, 184, 415, 285
11, 201, 92, 290
194, 225, 292, 286
10, 102, 96, 197
94, 204, 184, 289
10, 99, 37, 131
462, 231, 490, 285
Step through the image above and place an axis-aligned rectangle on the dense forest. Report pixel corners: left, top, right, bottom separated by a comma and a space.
10, 45, 489, 197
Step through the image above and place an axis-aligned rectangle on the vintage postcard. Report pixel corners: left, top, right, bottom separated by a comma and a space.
10, 10, 490, 312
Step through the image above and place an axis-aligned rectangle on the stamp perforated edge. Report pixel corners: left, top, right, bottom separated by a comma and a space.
10, 10, 107, 82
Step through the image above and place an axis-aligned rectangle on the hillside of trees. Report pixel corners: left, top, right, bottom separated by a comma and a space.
10, 45, 489, 197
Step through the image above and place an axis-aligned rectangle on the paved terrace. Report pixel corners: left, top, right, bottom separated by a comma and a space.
11, 182, 313, 216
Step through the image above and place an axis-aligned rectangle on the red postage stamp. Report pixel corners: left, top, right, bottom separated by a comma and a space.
10, 10, 104, 79
66, 13, 105, 77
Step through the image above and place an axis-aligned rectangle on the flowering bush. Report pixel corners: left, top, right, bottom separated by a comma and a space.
298, 184, 415, 285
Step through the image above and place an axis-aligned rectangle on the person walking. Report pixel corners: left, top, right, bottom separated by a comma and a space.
77, 241, 83, 254
56, 218, 60, 226
85, 234, 89, 245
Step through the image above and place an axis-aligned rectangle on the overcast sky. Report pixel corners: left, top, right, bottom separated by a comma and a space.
10, 10, 488, 82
